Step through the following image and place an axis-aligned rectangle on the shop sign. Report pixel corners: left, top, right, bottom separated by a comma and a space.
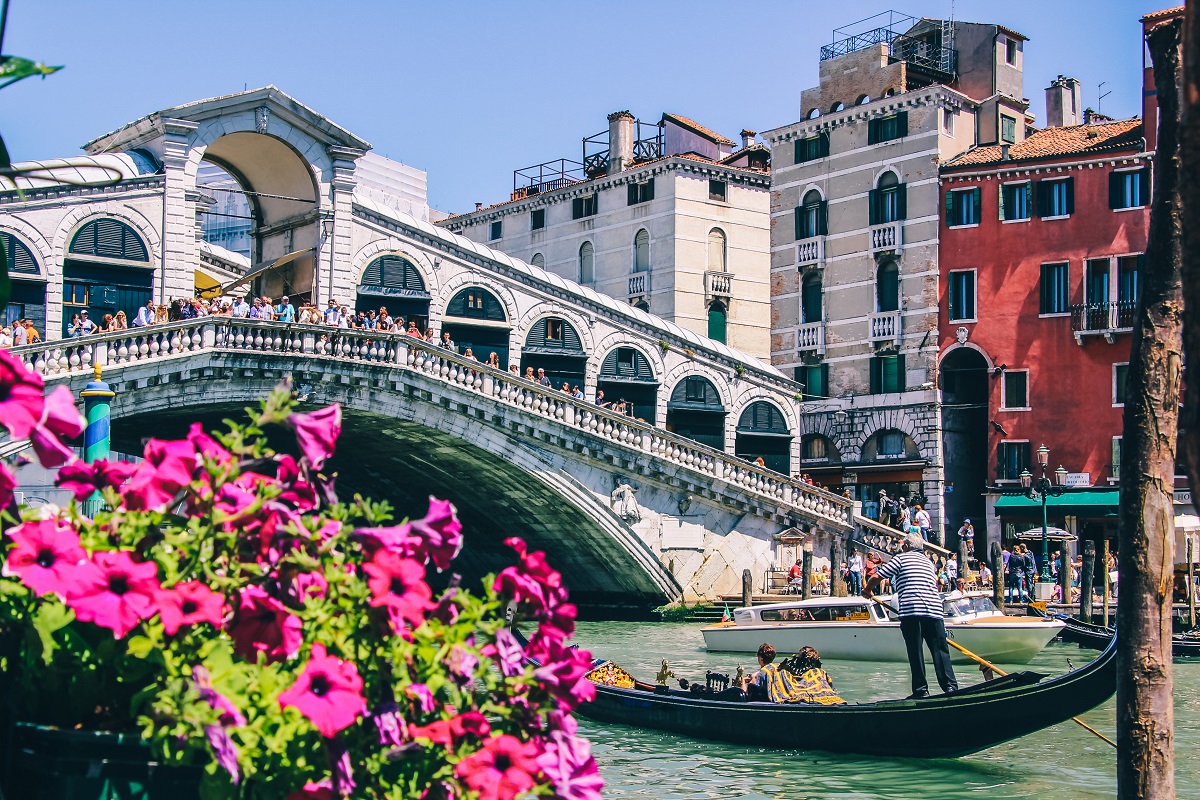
1062, 473, 1091, 487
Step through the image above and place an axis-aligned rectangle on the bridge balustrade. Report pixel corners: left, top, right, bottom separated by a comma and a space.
11, 319, 853, 530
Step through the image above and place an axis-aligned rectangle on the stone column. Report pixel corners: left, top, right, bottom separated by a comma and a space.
324, 146, 367, 308
159, 118, 200, 307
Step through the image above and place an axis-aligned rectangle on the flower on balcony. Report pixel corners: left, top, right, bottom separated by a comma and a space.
454, 734, 541, 800
65, 551, 162, 638
4, 518, 87, 598
278, 643, 366, 738
158, 581, 225, 635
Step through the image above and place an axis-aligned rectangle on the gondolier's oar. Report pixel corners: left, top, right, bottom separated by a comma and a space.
866, 596, 1115, 749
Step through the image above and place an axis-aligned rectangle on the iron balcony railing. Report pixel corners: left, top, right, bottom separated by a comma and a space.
1070, 301, 1136, 343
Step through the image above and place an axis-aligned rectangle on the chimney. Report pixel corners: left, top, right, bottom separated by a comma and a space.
1001, 144, 1011, 161
607, 111, 635, 173
740, 129, 757, 150
475, 202, 483, 211
1044, 75, 1082, 128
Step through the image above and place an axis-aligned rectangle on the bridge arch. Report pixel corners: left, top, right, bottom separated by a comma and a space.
101, 368, 678, 609
595, 343, 660, 421
186, 128, 323, 301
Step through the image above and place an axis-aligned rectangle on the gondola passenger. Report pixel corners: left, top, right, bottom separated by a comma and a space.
742, 643, 846, 705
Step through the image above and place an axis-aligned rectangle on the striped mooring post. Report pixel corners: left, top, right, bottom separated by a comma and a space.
79, 364, 115, 516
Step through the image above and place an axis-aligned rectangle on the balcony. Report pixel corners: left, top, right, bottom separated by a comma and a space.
869, 310, 901, 343
869, 221, 903, 254
705, 271, 733, 303
796, 237, 826, 269
628, 272, 651, 298
1071, 301, 1136, 345
797, 321, 826, 355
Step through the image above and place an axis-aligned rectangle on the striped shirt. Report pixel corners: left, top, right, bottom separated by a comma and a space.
876, 551, 944, 618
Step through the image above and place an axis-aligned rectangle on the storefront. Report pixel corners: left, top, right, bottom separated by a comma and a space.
596, 347, 657, 422
440, 286, 510, 368
520, 317, 586, 389
355, 255, 431, 332
666, 376, 726, 451
734, 401, 792, 474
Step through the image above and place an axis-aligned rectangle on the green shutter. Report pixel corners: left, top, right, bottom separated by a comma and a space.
870, 357, 880, 395
896, 184, 908, 220
628, 184, 639, 205
572, 198, 583, 219
819, 363, 829, 399
795, 207, 803, 240
868, 189, 880, 225
1138, 168, 1150, 204
896, 111, 908, 138
817, 201, 828, 235
1108, 172, 1121, 209
645, 179, 655, 201
818, 132, 830, 158
1065, 178, 1075, 215
998, 184, 1007, 221
867, 119, 879, 145
945, 190, 956, 224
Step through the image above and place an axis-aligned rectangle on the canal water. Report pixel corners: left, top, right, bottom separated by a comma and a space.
574, 621, 1200, 800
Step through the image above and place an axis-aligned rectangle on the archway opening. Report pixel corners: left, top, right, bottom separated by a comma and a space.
940, 347, 989, 546
201, 132, 320, 303
442, 286, 510, 367
735, 401, 791, 473
521, 316, 586, 391
598, 347, 657, 422
196, 160, 254, 261
356, 255, 430, 332
855, 428, 926, 521
2, 232, 45, 332
63, 218, 153, 337
666, 376, 725, 450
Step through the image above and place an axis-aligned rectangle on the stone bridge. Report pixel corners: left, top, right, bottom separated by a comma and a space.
14, 320, 858, 611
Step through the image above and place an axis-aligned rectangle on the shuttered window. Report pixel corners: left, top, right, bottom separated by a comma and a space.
627, 180, 654, 205
795, 363, 828, 401
69, 219, 149, 262
525, 317, 583, 351
672, 376, 723, 407
707, 301, 727, 343
572, 194, 598, 219
601, 347, 655, 381
794, 133, 830, 164
869, 174, 906, 225
633, 229, 650, 272
1109, 169, 1149, 210
997, 441, 1031, 480
360, 255, 427, 293
945, 188, 980, 227
707, 229, 727, 272
708, 180, 727, 202
738, 401, 788, 434
999, 182, 1032, 221
2, 232, 39, 275
795, 190, 827, 240
1039, 262, 1069, 314
530, 209, 546, 230
870, 354, 905, 394
867, 112, 908, 144
1036, 178, 1074, 218
578, 241, 594, 283
446, 287, 506, 321
489, 221, 502, 240
530, 253, 545, 268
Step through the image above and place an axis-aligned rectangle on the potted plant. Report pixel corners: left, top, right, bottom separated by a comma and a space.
0, 351, 603, 800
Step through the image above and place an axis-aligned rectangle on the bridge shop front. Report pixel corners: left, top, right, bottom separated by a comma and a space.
735, 401, 792, 474
440, 286, 510, 369
596, 347, 658, 422
666, 376, 726, 451
520, 316, 586, 390
355, 255, 431, 332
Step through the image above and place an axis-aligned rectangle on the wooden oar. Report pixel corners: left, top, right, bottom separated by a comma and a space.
866, 595, 1115, 748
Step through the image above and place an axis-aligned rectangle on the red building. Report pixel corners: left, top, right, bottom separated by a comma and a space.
937, 113, 1151, 551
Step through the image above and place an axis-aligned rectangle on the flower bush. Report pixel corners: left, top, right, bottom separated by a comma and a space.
0, 350, 602, 800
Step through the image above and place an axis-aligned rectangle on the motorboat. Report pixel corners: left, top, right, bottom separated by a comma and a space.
576, 634, 1116, 758
701, 593, 1064, 664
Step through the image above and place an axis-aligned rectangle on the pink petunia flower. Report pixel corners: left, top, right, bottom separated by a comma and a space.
409, 710, 491, 748
4, 518, 87, 597
286, 781, 335, 800
409, 497, 463, 571
487, 628, 526, 678
529, 635, 596, 712
274, 455, 317, 511
228, 586, 302, 663
0, 350, 46, 439
28, 386, 86, 468
454, 734, 541, 800
122, 438, 200, 512
446, 644, 478, 687
0, 463, 14, 509
406, 683, 436, 715
158, 581, 225, 635
277, 643, 366, 738
537, 728, 604, 800
289, 570, 329, 604
186, 422, 233, 466
370, 701, 407, 747
66, 551, 162, 638
363, 551, 433, 631
288, 404, 341, 470
56, 459, 138, 503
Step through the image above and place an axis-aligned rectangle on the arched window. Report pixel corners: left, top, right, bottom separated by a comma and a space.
531, 252, 545, 268
708, 300, 727, 343
830, 102, 845, 113
578, 241, 594, 284
877, 260, 900, 313
796, 189, 825, 240
69, 219, 149, 262
707, 228, 727, 273
802, 434, 831, 461
807, 108, 821, 120
2, 232, 39, 275
857, 94, 871, 105
871, 171, 905, 225
633, 229, 650, 273
446, 286, 506, 321
801, 272, 823, 324
359, 255, 426, 293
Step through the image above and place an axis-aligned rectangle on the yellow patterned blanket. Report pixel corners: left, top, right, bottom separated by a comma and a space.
762, 664, 846, 705
585, 661, 636, 689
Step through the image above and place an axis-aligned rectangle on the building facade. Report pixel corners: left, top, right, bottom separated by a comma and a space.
437, 113, 773, 361
762, 13, 1030, 536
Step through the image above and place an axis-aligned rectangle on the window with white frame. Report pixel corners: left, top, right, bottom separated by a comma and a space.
1002, 369, 1029, 410
997, 440, 1031, 480
1000, 181, 1032, 221
946, 187, 980, 227
948, 269, 976, 322
1114, 362, 1129, 407
488, 220, 502, 240
1110, 168, 1149, 210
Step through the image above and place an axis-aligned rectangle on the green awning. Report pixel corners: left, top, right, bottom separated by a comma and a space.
994, 490, 1120, 517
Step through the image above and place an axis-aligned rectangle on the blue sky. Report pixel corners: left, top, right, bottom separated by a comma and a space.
2, 0, 1164, 214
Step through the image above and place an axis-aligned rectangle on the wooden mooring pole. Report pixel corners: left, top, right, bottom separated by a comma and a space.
990, 541, 1005, 613
1103, 538, 1112, 629
741, 569, 752, 608
1080, 539, 1096, 624
801, 541, 813, 601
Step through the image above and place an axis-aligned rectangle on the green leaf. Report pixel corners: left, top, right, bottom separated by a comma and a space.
0, 56, 63, 90
31, 602, 75, 663
126, 635, 154, 659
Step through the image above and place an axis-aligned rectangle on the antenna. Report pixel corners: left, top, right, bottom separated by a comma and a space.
941, 0, 957, 76
1098, 81, 1112, 116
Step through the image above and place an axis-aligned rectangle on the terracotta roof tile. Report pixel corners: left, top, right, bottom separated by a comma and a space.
942, 119, 1144, 169
1142, 6, 1183, 21
660, 113, 735, 146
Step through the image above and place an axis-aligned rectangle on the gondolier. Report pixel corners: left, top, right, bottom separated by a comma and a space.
864, 533, 958, 698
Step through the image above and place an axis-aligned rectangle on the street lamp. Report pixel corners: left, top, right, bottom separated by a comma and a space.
1020, 444, 1066, 584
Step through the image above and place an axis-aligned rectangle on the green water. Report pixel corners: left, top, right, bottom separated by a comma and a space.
574, 621, 1200, 800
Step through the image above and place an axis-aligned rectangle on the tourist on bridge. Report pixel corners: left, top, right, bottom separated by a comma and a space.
275, 296, 295, 323
847, 547, 864, 596
407, 321, 421, 338
323, 300, 341, 326
440, 331, 455, 350
536, 368, 551, 387
230, 296, 249, 318
865, 534, 958, 699
913, 502, 932, 543
896, 497, 911, 532
486, 352, 500, 369
133, 299, 156, 327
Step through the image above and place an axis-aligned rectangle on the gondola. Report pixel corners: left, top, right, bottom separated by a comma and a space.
1057, 616, 1200, 658
574, 634, 1117, 758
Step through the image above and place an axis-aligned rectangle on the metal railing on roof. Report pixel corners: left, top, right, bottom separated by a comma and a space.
512, 159, 587, 200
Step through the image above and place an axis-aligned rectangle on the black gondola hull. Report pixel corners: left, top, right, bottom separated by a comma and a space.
1058, 617, 1200, 657
577, 636, 1116, 758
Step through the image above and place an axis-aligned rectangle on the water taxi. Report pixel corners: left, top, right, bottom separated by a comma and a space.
701, 593, 1064, 664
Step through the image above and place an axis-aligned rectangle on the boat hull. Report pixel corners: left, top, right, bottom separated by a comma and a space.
1058, 617, 1200, 658
578, 636, 1117, 758
702, 618, 1063, 664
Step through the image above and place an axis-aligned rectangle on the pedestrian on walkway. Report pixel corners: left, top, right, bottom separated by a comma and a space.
866, 534, 958, 699
847, 547, 864, 595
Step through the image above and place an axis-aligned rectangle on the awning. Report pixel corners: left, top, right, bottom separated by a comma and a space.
994, 490, 1120, 517
194, 269, 223, 299
221, 248, 314, 294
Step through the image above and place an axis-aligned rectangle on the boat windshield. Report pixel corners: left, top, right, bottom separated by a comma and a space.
944, 595, 999, 618
760, 605, 872, 622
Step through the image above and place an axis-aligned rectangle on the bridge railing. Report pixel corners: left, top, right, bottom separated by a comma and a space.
12, 319, 854, 530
